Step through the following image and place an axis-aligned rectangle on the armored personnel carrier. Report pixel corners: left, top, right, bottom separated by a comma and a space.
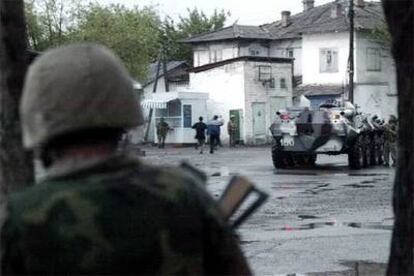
269, 100, 385, 169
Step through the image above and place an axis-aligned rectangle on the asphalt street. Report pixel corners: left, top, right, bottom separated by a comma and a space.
142, 145, 394, 275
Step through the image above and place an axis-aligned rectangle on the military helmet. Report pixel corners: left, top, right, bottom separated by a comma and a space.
389, 114, 397, 123
20, 43, 143, 149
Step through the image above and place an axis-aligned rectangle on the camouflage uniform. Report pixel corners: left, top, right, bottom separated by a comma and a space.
1, 155, 250, 275
156, 119, 170, 148
227, 118, 237, 147
384, 116, 398, 166
1, 43, 251, 275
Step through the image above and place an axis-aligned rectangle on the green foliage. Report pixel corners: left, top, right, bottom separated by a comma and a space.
160, 8, 229, 62
24, 0, 80, 50
23, 2, 229, 80
371, 23, 391, 46
71, 3, 161, 80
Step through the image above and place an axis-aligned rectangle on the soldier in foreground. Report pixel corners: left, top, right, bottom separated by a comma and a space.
0, 44, 251, 275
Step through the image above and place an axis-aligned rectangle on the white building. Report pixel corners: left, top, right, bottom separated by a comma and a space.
189, 56, 293, 144
184, 0, 396, 121
134, 61, 210, 144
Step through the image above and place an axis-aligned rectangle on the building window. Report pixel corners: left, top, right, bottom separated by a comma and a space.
258, 65, 272, 81
183, 105, 192, 128
320, 48, 338, 73
286, 48, 294, 58
155, 100, 182, 128
280, 78, 287, 89
249, 47, 260, 56
366, 48, 381, 71
210, 49, 222, 63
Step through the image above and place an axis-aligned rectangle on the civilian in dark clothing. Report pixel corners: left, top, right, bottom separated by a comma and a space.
192, 116, 207, 154
207, 115, 224, 154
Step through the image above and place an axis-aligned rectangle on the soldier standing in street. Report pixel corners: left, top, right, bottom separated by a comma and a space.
1, 44, 251, 275
227, 115, 237, 147
156, 117, 170, 148
192, 116, 207, 154
384, 115, 398, 167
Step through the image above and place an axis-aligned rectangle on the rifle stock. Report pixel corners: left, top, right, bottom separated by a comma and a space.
219, 176, 268, 229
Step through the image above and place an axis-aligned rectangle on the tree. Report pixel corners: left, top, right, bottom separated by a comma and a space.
371, 23, 391, 47
0, 0, 35, 197
382, 0, 414, 274
161, 8, 229, 63
72, 3, 161, 80
24, 0, 81, 50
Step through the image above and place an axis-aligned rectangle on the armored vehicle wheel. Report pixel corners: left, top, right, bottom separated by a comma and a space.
348, 135, 364, 169
295, 155, 306, 166
271, 140, 287, 169
308, 154, 317, 166
299, 154, 317, 166
285, 153, 295, 167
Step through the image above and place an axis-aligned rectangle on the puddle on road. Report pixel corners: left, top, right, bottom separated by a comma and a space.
298, 215, 320, 220
347, 222, 393, 231
344, 183, 375, 188
275, 171, 319, 176
348, 173, 388, 177
360, 180, 376, 184
277, 221, 392, 231
239, 240, 259, 245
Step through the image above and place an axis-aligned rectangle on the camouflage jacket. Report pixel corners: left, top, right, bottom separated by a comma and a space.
384, 123, 397, 143
1, 154, 251, 275
156, 121, 170, 136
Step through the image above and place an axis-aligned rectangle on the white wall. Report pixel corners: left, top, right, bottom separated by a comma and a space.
243, 62, 293, 144
270, 39, 302, 76
156, 97, 208, 144
353, 32, 397, 117
193, 42, 238, 67
239, 42, 269, 57
190, 61, 246, 142
355, 32, 397, 92
302, 32, 350, 85
190, 60, 293, 144
354, 84, 397, 119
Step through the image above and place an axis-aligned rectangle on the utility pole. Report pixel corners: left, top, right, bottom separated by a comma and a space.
143, 59, 161, 143
348, 0, 355, 103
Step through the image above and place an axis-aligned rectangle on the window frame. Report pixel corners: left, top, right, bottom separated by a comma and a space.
286, 48, 294, 58
366, 47, 381, 72
319, 48, 339, 73
280, 78, 287, 89
258, 65, 272, 81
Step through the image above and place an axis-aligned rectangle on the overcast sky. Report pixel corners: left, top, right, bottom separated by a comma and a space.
98, 0, 334, 26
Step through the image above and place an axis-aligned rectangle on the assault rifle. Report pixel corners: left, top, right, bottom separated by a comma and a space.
180, 162, 268, 229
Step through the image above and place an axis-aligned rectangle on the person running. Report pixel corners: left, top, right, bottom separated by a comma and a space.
207, 115, 223, 154
192, 116, 207, 154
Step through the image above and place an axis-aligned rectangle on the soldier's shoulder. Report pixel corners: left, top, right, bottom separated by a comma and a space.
134, 163, 210, 202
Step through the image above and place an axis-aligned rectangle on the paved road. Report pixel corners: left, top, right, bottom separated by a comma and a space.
142, 145, 394, 275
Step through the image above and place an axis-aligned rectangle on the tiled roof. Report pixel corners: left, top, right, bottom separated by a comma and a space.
144, 61, 188, 86
182, 24, 272, 43
294, 84, 345, 97
184, 1, 384, 43
263, 1, 383, 39
189, 56, 293, 73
